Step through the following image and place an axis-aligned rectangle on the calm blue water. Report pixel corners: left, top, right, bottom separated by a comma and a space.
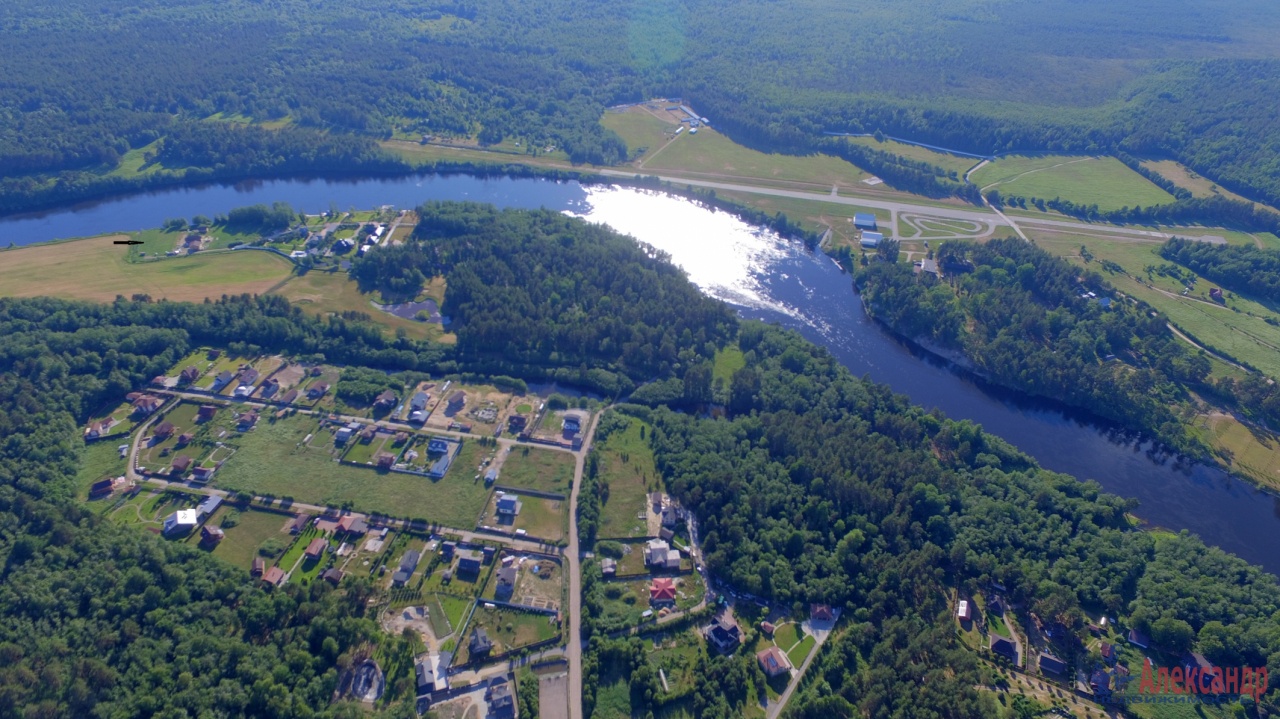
4, 174, 1278, 573
0, 174, 590, 247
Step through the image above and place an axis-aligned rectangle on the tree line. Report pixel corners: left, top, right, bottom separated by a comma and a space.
639, 321, 1280, 716
1160, 237, 1280, 304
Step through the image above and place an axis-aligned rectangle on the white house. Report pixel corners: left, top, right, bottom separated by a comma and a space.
163, 509, 199, 536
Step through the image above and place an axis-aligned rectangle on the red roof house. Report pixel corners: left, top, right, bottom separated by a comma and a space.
262, 566, 286, 587
649, 577, 677, 605
305, 537, 327, 560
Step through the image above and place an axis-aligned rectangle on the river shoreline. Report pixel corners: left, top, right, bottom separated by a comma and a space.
856, 283, 1280, 498
5, 172, 1280, 573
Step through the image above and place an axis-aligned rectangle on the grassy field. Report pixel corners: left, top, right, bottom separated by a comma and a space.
642, 127, 869, 191
457, 605, 559, 663
1028, 228, 1280, 379
846, 137, 979, 177
601, 109, 676, 163
506, 495, 567, 542
1141, 159, 1274, 208
786, 635, 816, 667
773, 622, 801, 650
712, 346, 745, 387
77, 440, 129, 499
209, 508, 290, 570
212, 414, 492, 527
272, 269, 454, 343
972, 155, 1176, 211
1199, 413, 1280, 487
497, 446, 575, 495
595, 416, 658, 539
714, 189, 900, 245
0, 235, 294, 302
382, 138, 576, 169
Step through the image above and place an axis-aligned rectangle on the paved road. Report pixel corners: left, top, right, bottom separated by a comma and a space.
155, 387, 579, 457
565, 410, 603, 719
125, 396, 180, 482
767, 617, 838, 719
598, 169, 1220, 242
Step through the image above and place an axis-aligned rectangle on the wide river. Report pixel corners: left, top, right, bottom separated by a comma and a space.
4, 174, 1278, 573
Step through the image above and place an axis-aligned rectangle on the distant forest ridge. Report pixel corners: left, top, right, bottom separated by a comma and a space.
2, 0, 1279, 210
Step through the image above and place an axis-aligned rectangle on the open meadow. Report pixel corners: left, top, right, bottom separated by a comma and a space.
208, 507, 291, 570
272, 270, 454, 343
594, 415, 659, 539
601, 108, 677, 163
0, 236, 293, 302
639, 126, 869, 192
1028, 227, 1280, 380
972, 155, 1176, 211
211, 413, 492, 527
496, 446, 575, 495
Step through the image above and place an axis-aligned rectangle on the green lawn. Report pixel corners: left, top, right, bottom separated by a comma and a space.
497, 446, 575, 495
275, 527, 317, 570
441, 594, 472, 631
786, 635, 816, 667
712, 346, 745, 386
456, 605, 559, 663
987, 610, 1010, 638
773, 622, 801, 651
595, 415, 659, 539
211, 413, 493, 527
108, 491, 162, 526
77, 440, 129, 499
507, 495, 567, 542
210, 508, 290, 570
971, 155, 1175, 211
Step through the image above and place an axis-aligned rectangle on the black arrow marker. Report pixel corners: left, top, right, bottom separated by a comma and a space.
113, 240, 144, 245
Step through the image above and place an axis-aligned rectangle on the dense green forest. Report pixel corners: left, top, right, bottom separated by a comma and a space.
860, 239, 1228, 454
626, 323, 1280, 717
3, 0, 1280, 213
352, 202, 738, 392
1161, 237, 1280, 304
